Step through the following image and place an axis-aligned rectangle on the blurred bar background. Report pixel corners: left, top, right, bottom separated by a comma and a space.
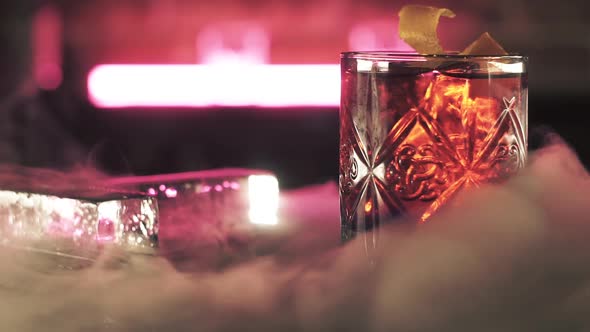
1, 0, 588, 188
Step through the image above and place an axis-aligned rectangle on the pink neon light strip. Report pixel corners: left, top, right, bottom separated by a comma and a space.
88, 64, 340, 108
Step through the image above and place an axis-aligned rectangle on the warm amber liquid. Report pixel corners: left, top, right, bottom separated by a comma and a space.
340, 69, 527, 241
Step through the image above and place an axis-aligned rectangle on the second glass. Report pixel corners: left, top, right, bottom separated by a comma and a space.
340, 52, 528, 242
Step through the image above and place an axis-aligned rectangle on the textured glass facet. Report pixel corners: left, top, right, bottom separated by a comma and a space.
340, 53, 528, 242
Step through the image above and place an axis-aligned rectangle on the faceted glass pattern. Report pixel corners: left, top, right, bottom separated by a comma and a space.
340, 53, 528, 243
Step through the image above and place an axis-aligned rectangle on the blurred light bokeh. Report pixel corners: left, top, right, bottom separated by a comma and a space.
0, 0, 588, 188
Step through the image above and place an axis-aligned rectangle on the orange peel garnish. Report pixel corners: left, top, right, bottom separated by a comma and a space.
399, 5, 455, 54
461, 32, 508, 55
399, 5, 508, 56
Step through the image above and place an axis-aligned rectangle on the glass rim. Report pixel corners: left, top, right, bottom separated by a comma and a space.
341, 51, 527, 61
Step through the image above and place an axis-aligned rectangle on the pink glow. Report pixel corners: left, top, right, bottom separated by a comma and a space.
196, 22, 270, 65
348, 20, 413, 51
32, 5, 63, 90
88, 64, 340, 108
97, 218, 115, 242
165, 187, 178, 198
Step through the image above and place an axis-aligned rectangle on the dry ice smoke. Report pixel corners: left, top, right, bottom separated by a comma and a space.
0, 136, 589, 332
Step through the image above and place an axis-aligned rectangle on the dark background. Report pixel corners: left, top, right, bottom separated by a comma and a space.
2, 0, 589, 189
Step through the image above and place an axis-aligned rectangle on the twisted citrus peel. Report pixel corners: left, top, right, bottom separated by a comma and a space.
399, 5, 508, 55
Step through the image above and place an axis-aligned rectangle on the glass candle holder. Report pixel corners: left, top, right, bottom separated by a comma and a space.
340, 52, 528, 242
